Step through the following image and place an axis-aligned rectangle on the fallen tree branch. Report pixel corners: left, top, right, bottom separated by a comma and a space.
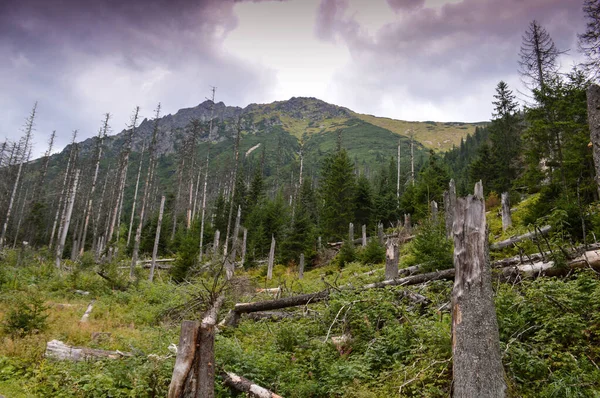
221, 371, 283, 398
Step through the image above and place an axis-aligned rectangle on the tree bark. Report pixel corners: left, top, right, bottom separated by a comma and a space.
149, 196, 166, 282
501, 192, 512, 232
378, 223, 384, 245
430, 200, 438, 223
224, 121, 241, 259
587, 84, 600, 198
80, 300, 95, 323
451, 181, 506, 397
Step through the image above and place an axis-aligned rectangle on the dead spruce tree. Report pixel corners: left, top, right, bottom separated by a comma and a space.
131, 104, 161, 278
127, 140, 145, 246
199, 86, 217, 262
223, 119, 242, 262
451, 181, 506, 397
0, 103, 36, 249
56, 169, 80, 269
79, 114, 110, 256
49, 131, 78, 249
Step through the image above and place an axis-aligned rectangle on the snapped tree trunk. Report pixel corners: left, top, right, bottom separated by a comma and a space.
384, 240, 399, 280
361, 224, 367, 247
149, 196, 166, 282
451, 182, 506, 397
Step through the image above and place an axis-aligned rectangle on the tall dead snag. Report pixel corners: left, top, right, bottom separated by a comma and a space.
127, 141, 145, 247
361, 224, 367, 247
451, 182, 506, 397
444, 179, 457, 239
226, 205, 242, 279
199, 87, 216, 262
80, 114, 109, 255
403, 214, 412, 235
378, 223, 384, 245
56, 169, 80, 269
222, 372, 283, 398
587, 84, 600, 198
168, 295, 225, 398
240, 227, 247, 268
108, 107, 139, 249
131, 104, 160, 278
430, 200, 438, 223
501, 192, 511, 232
149, 196, 166, 282
349, 222, 354, 243
384, 240, 399, 280
299, 253, 305, 279
224, 120, 242, 259
0, 103, 36, 249
267, 235, 276, 280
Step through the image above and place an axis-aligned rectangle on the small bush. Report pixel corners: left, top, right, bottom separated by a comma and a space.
335, 240, 356, 268
410, 220, 453, 272
2, 292, 48, 337
359, 238, 385, 265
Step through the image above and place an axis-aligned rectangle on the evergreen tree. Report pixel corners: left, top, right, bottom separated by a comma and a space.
354, 175, 374, 228
320, 148, 356, 240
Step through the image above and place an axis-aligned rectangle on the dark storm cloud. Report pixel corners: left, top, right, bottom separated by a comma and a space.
0, 0, 281, 155
317, 0, 585, 121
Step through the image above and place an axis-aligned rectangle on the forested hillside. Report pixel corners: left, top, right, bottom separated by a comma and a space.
2, 1, 600, 397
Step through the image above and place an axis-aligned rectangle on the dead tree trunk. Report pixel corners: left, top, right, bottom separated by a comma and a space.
501, 192, 511, 232
81, 114, 109, 255
267, 235, 276, 280
430, 200, 438, 223
451, 181, 506, 397
45, 340, 132, 361
378, 223, 384, 245
403, 214, 412, 235
56, 169, 80, 269
348, 222, 354, 244
199, 87, 216, 262
490, 225, 551, 250
384, 240, 399, 280
80, 300, 95, 323
226, 205, 242, 279
224, 121, 241, 259
168, 295, 225, 398
362, 224, 367, 247
299, 253, 305, 279
587, 84, 600, 198
444, 179, 457, 239
0, 103, 36, 249
131, 104, 160, 278
127, 141, 145, 246
222, 372, 283, 398
149, 196, 166, 282
240, 227, 247, 268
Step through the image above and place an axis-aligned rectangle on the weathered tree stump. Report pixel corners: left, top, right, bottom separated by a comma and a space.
501, 192, 511, 232
221, 372, 282, 398
451, 182, 506, 397
384, 240, 399, 280
361, 224, 367, 247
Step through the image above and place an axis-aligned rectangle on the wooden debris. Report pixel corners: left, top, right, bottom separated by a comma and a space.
45, 340, 132, 361
221, 371, 283, 398
490, 225, 551, 250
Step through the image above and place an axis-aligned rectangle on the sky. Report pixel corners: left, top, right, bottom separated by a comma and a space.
0, 0, 587, 157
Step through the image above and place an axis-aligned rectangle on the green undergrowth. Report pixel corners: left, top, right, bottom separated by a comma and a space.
1, 239, 600, 396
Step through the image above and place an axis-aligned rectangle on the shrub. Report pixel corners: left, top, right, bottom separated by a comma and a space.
359, 238, 385, 265
410, 220, 453, 272
2, 292, 48, 337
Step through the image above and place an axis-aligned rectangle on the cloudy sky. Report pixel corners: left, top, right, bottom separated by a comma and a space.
0, 0, 586, 156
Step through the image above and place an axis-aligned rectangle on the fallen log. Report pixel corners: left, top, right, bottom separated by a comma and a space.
221, 371, 283, 398
490, 225, 551, 250
234, 290, 329, 314
45, 340, 132, 361
80, 300, 95, 323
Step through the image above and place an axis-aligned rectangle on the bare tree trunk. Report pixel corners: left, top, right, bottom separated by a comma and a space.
226, 205, 242, 278
213, 230, 220, 256
12, 187, 29, 248
587, 84, 600, 198
80, 115, 109, 256
362, 224, 367, 247
501, 192, 512, 232
378, 223, 384, 245
451, 182, 506, 397
397, 138, 401, 198
191, 166, 202, 222
384, 240, 399, 280
93, 169, 110, 257
240, 227, 247, 267
131, 104, 160, 278
171, 158, 184, 241
348, 222, 354, 244
149, 195, 165, 282
267, 235, 275, 280
444, 179, 457, 239
403, 214, 412, 235
410, 132, 415, 186
430, 200, 438, 223
56, 169, 80, 269
222, 372, 283, 398
127, 141, 145, 246
224, 122, 241, 259
0, 103, 36, 249
299, 253, 305, 279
